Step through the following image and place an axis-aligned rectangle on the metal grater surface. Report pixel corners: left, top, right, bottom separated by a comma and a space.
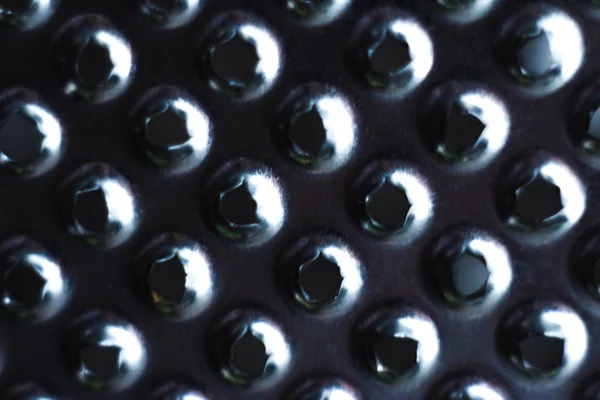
1, 0, 600, 399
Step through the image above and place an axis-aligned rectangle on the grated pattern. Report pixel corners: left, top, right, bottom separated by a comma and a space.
0, 0, 600, 399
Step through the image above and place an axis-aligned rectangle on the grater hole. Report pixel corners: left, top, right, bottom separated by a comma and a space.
230, 330, 270, 379
372, 336, 419, 376
449, 253, 490, 299
443, 251, 494, 302
140, 234, 214, 318
499, 302, 588, 378
427, 228, 512, 308
369, 32, 412, 78
297, 253, 344, 306
353, 11, 433, 92
516, 336, 565, 373
213, 310, 291, 387
289, 106, 328, 160
364, 178, 412, 234
513, 176, 563, 226
65, 165, 137, 247
284, 235, 363, 315
200, 20, 281, 97
4, 261, 46, 308
79, 345, 123, 380
76, 39, 114, 88
442, 104, 486, 158
0, 96, 63, 176
0, 112, 45, 165
148, 255, 187, 305
70, 311, 147, 390
218, 180, 260, 228
359, 306, 440, 383
497, 155, 585, 236
133, 88, 211, 171
497, 6, 584, 94
369, 32, 411, 76
209, 32, 259, 90
424, 85, 510, 167
355, 162, 434, 241
145, 106, 190, 149
276, 84, 356, 171
516, 30, 553, 79
208, 164, 285, 245
506, 175, 562, 229
55, 16, 134, 103
73, 186, 110, 235
1, 243, 68, 321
